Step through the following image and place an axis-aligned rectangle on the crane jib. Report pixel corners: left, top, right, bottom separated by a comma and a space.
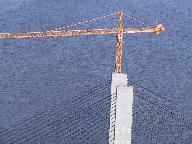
0, 25, 165, 39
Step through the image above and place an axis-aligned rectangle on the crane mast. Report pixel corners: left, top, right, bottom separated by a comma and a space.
115, 12, 124, 73
0, 12, 166, 73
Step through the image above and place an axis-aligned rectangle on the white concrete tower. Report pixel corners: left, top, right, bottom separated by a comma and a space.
109, 72, 134, 144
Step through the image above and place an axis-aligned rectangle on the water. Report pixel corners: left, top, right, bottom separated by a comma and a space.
0, 0, 192, 142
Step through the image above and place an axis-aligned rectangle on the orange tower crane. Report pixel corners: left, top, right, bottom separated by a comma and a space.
0, 11, 166, 73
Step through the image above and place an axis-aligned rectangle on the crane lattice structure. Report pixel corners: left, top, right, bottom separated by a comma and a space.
0, 11, 166, 73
